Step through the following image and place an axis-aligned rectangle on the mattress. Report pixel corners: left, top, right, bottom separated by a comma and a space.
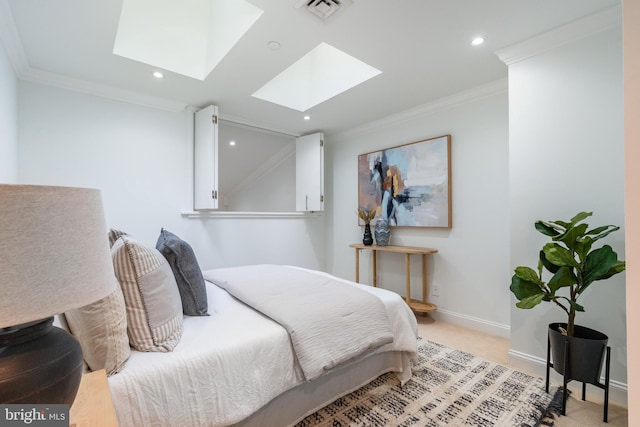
108, 267, 418, 427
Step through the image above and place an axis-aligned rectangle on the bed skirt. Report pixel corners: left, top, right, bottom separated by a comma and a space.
235, 350, 412, 427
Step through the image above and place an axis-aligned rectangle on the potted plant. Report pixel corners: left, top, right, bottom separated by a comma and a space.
509, 211, 625, 384
357, 208, 376, 246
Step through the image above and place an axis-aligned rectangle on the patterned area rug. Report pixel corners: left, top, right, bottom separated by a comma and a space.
296, 339, 563, 427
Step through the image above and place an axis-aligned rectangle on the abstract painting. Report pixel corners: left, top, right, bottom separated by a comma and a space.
358, 135, 451, 228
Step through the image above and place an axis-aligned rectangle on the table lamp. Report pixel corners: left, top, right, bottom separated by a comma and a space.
0, 184, 116, 405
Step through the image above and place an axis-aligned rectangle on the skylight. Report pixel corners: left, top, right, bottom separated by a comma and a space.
252, 42, 382, 112
113, 0, 263, 81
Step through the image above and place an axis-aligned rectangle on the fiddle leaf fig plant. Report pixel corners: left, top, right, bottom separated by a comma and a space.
510, 212, 625, 337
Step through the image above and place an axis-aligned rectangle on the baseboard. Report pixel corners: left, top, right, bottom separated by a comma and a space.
429, 308, 510, 340
426, 309, 628, 407
508, 349, 628, 407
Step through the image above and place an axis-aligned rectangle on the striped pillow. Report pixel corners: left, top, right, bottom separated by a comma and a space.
108, 228, 128, 247
112, 235, 183, 352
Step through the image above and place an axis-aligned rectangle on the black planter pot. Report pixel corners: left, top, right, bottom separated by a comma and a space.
548, 322, 608, 384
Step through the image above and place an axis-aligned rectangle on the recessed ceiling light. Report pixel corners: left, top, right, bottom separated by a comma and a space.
153, 71, 164, 78
303, 115, 311, 120
229, 141, 236, 146
267, 41, 281, 51
471, 36, 486, 46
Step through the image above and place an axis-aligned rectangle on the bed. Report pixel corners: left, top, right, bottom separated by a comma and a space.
106, 265, 418, 427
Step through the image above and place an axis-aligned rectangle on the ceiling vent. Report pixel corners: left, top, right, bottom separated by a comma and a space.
295, 0, 353, 21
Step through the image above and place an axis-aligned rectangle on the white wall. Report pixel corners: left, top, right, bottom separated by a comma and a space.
506, 26, 626, 401
326, 82, 511, 337
17, 81, 326, 270
0, 40, 17, 183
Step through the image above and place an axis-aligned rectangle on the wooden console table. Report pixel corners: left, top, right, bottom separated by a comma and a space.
349, 243, 438, 314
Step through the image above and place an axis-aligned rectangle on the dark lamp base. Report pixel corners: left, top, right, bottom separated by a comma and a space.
0, 317, 84, 405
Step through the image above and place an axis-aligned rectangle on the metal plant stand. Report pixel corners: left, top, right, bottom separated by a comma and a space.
545, 336, 611, 423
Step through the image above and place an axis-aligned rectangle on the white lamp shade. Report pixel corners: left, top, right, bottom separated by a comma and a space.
0, 185, 116, 329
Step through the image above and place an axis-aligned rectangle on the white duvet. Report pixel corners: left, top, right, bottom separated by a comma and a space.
204, 265, 395, 381
108, 267, 418, 427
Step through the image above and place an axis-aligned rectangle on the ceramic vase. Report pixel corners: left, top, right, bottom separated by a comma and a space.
363, 224, 373, 246
374, 219, 391, 246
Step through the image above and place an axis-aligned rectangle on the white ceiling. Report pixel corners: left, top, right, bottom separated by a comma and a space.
1, 0, 621, 136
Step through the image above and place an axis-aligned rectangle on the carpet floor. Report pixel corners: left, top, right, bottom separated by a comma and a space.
296, 338, 563, 426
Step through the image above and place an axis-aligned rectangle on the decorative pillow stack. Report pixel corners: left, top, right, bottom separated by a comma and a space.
111, 233, 184, 352
156, 229, 209, 316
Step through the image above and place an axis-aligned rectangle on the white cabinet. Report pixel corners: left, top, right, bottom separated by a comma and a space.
193, 105, 218, 210
296, 132, 324, 212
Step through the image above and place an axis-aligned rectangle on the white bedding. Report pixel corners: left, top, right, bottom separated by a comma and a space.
108, 267, 418, 427
204, 265, 394, 381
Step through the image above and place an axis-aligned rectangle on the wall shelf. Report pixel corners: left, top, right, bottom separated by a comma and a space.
181, 211, 323, 219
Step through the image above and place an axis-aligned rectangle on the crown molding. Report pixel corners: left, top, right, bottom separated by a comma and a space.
20, 67, 188, 112
0, 0, 187, 113
329, 78, 508, 141
495, 5, 622, 66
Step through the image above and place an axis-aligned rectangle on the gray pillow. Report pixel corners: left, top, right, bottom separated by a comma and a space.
156, 229, 209, 316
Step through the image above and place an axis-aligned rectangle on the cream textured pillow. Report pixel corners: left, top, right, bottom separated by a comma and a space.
65, 285, 131, 376
112, 235, 183, 352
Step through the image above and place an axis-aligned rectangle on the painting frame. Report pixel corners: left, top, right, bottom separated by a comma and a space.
358, 134, 451, 228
